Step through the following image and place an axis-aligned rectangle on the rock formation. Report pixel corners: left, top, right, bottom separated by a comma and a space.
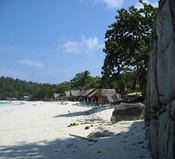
145, 0, 175, 158
111, 103, 145, 124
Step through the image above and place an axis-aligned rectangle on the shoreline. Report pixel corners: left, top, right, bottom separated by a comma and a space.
0, 101, 151, 159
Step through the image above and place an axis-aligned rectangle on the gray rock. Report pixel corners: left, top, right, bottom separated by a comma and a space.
145, 0, 175, 158
110, 103, 145, 124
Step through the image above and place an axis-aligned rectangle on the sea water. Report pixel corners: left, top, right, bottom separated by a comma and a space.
0, 101, 20, 107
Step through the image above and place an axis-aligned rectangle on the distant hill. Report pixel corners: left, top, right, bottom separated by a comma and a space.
0, 72, 102, 100
0, 77, 53, 100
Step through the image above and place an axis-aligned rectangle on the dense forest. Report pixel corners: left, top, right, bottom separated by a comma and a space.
0, 71, 101, 101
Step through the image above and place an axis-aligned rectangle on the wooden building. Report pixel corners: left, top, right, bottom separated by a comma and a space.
88, 89, 121, 105
77, 89, 96, 103
64, 89, 121, 105
64, 90, 80, 101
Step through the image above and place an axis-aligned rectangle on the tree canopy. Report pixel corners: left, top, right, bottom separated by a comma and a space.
70, 70, 101, 90
101, 0, 157, 93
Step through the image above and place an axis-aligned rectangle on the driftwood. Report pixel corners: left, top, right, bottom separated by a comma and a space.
69, 134, 97, 142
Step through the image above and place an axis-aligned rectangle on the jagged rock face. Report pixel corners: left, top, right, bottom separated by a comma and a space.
145, 0, 175, 158
111, 103, 145, 124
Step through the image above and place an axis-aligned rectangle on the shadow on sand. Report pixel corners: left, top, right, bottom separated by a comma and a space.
0, 121, 151, 159
53, 105, 116, 118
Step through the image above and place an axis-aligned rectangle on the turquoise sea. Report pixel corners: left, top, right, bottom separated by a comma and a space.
0, 101, 21, 107
0, 101, 12, 106
0, 101, 11, 105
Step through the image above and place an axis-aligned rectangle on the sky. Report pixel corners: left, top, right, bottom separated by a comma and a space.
0, 0, 158, 84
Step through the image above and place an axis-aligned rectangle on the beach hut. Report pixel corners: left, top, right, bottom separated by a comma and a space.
64, 91, 70, 100
70, 90, 80, 101
53, 93, 61, 100
88, 89, 121, 105
77, 89, 97, 103
64, 90, 80, 101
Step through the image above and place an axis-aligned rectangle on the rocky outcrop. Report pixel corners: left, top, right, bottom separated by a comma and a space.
110, 103, 145, 124
145, 0, 175, 158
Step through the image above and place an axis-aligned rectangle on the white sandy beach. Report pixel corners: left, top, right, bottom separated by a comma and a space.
0, 101, 152, 159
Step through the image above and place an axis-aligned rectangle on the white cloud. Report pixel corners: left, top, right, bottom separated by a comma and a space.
60, 41, 81, 54
135, 0, 158, 9
19, 59, 45, 68
58, 36, 104, 55
94, 0, 124, 8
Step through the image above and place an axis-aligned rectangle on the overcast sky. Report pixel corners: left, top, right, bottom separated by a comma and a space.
0, 0, 158, 84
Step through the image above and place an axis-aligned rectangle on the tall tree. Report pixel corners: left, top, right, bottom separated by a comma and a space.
70, 71, 91, 89
70, 71, 101, 90
101, 0, 157, 92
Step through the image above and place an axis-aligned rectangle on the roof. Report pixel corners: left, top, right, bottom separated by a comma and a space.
88, 89, 121, 102
64, 90, 80, 97
100, 89, 121, 102
54, 93, 60, 98
87, 89, 98, 97
64, 89, 121, 103
101, 89, 116, 96
76, 90, 86, 97
70, 90, 81, 97
80, 89, 96, 97
64, 91, 70, 97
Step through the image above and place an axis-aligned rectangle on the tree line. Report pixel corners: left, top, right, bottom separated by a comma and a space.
0, 71, 101, 100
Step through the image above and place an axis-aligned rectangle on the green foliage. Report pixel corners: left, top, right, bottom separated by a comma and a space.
0, 71, 101, 100
85, 76, 101, 89
102, 1, 157, 93
30, 84, 54, 101
70, 71, 91, 89
0, 77, 41, 100
70, 70, 101, 89
55, 82, 71, 93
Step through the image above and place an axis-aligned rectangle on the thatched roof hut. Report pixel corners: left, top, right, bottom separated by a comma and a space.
64, 90, 80, 101
88, 89, 121, 105
75, 89, 97, 103
64, 91, 70, 97
79, 89, 96, 97
70, 90, 80, 97
64, 89, 121, 105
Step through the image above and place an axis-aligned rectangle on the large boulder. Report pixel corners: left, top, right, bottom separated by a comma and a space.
145, 0, 175, 158
110, 103, 145, 124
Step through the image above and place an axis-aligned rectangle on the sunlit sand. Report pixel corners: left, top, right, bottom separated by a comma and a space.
0, 101, 151, 159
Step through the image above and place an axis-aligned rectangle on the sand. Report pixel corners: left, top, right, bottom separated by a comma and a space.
0, 101, 152, 159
